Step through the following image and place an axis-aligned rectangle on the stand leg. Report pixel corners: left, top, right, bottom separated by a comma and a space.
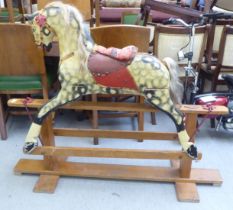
175, 182, 199, 202
92, 94, 99, 145
0, 97, 7, 140
175, 113, 200, 202
33, 115, 61, 193
33, 175, 59, 193
150, 112, 156, 125
137, 96, 144, 142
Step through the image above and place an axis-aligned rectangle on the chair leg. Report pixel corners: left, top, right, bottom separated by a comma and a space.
198, 72, 206, 93
0, 96, 7, 140
210, 118, 215, 128
91, 94, 99, 145
137, 96, 144, 142
150, 112, 156, 125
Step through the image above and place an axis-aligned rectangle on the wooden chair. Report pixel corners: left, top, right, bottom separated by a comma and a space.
200, 19, 233, 92
153, 24, 209, 79
1, 0, 27, 23
37, 0, 94, 26
0, 7, 22, 22
211, 19, 233, 58
199, 25, 233, 92
91, 24, 150, 51
0, 23, 50, 140
90, 25, 150, 144
213, 0, 233, 11
95, 0, 142, 26
121, 5, 151, 26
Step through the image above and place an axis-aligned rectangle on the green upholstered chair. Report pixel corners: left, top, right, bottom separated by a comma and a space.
121, 11, 144, 25
121, 7, 151, 26
0, 23, 57, 140
0, 8, 22, 22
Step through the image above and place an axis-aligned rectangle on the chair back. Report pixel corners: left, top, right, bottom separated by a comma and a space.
153, 24, 208, 66
37, 0, 92, 21
90, 25, 150, 52
0, 23, 48, 97
215, 0, 233, 11
210, 25, 233, 91
218, 25, 233, 67
0, 23, 45, 76
212, 19, 233, 52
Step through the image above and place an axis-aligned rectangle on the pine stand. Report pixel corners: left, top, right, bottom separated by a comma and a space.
8, 99, 228, 202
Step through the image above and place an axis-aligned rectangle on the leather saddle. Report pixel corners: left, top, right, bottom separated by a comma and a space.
88, 45, 139, 91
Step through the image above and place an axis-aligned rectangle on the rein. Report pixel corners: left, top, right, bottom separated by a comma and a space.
60, 51, 75, 64
23, 97, 34, 122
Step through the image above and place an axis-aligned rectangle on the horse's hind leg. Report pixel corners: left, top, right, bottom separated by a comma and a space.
23, 88, 82, 153
144, 89, 198, 159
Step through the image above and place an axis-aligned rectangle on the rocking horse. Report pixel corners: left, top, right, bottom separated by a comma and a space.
24, 2, 198, 159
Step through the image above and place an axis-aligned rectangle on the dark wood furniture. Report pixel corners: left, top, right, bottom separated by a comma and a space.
144, 0, 202, 22
144, 0, 214, 22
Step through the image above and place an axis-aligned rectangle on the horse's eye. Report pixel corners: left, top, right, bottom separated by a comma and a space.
42, 27, 51, 36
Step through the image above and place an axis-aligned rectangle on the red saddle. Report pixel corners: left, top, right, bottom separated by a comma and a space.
88, 45, 138, 91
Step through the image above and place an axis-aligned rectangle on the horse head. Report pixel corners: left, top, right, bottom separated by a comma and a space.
26, 6, 59, 47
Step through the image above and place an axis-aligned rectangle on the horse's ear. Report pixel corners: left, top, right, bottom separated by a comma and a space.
24, 12, 39, 22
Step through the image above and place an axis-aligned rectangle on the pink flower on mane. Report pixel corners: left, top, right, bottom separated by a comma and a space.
35, 14, 47, 28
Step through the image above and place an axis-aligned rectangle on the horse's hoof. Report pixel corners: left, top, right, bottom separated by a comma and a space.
23, 142, 38, 154
186, 145, 198, 160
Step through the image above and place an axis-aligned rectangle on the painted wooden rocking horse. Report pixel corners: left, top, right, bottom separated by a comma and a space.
24, 2, 198, 159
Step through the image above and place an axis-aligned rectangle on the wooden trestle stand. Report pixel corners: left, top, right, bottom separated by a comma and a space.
8, 99, 228, 202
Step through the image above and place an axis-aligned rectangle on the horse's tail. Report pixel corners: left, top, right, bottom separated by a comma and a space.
162, 57, 184, 104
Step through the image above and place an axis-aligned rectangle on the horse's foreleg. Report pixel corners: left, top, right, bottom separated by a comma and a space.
24, 89, 81, 153
145, 89, 198, 159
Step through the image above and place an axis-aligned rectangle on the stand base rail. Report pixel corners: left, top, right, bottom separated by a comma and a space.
15, 159, 222, 202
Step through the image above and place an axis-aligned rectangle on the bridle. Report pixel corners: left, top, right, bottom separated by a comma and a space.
33, 13, 84, 65
33, 13, 56, 44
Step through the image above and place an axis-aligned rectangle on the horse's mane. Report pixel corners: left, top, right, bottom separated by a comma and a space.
44, 2, 93, 71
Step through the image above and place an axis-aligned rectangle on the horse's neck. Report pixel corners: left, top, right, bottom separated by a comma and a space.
58, 32, 78, 58
57, 30, 93, 61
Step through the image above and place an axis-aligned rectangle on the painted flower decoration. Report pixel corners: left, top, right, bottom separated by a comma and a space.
35, 14, 47, 28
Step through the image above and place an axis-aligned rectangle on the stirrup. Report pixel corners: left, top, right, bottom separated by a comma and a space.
184, 145, 198, 160
23, 141, 38, 154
